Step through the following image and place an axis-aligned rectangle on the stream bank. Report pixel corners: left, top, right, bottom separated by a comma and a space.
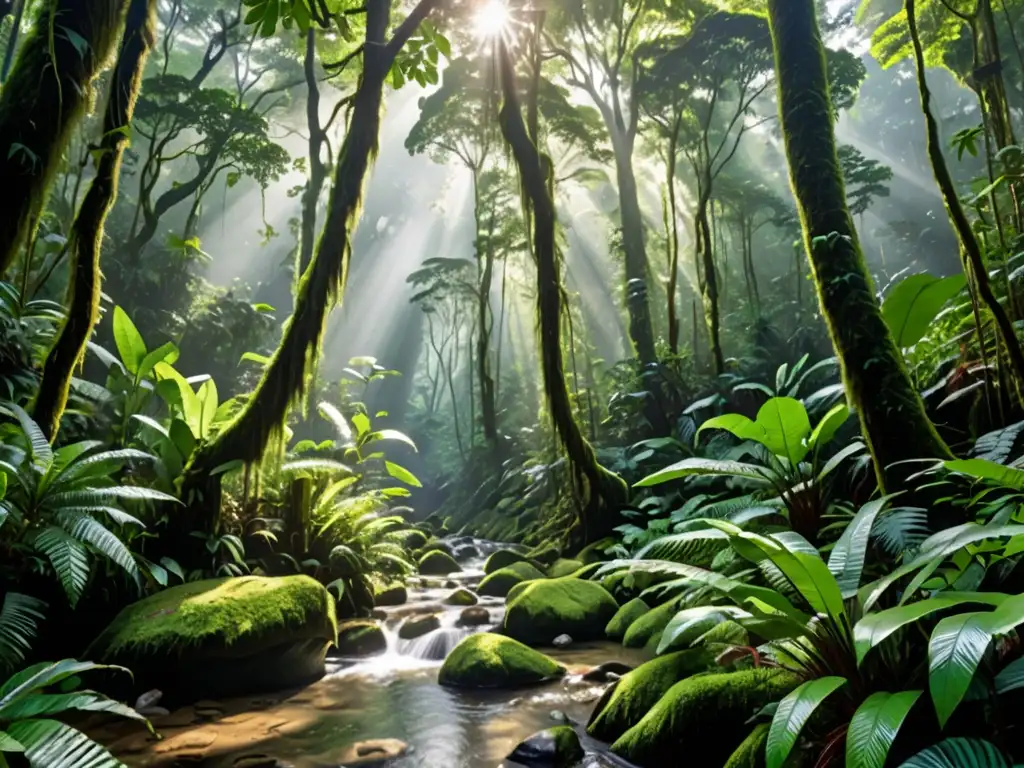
98, 539, 649, 768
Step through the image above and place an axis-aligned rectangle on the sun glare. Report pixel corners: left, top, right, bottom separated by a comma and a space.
472, 0, 512, 39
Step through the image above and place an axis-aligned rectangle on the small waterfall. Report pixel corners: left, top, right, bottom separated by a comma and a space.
402, 627, 473, 661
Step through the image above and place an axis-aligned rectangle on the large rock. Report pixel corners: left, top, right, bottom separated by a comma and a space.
458, 606, 492, 627
605, 598, 650, 642
601, 570, 676, 604
586, 650, 713, 743
622, 598, 680, 650
418, 550, 462, 575
402, 529, 429, 551
506, 725, 584, 768
478, 561, 546, 597
547, 559, 584, 579
398, 614, 441, 640
438, 633, 565, 689
610, 669, 799, 766
444, 587, 478, 606
526, 543, 560, 566
577, 538, 615, 564
373, 583, 407, 607
483, 548, 530, 574
86, 576, 336, 701
725, 723, 770, 768
336, 620, 387, 656
503, 578, 618, 646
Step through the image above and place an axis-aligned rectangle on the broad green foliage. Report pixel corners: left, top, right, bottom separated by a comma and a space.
881, 273, 967, 348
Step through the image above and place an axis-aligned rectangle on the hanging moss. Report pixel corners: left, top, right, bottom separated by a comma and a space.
766, 0, 952, 493
0, 0, 125, 276
34, 0, 155, 440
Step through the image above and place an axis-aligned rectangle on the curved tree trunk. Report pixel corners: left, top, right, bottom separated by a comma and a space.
497, 39, 627, 545
34, 0, 156, 440
0, 0, 125, 277
766, 0, 952, 491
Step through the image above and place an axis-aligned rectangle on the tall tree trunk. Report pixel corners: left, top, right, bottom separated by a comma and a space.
766, 0, 952, 492
695, 194, 724, 375
907, 0, 1024, 387
298, 27, 327, 277
181, 0, 439, 536
34, 0, 156, 440
666, 113, 682, 355
975, 0, 1016, 151
0, 0, 26, 84
474, 172, 498, 447
0, 0, 126, 277
497, 39, 627, 545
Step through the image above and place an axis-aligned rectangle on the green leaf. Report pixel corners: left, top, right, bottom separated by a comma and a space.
943, 458, 1024, 490
135, 342, 179, 383
385, 461, 422, 487
697, 413, 766, 445
657, 605, 750, 654
111, 306, 147, 375
366, 429, 418, 451
897, 738, 1011, 768
995, 656, 1024, 694
828, 496, 894, 598
351, 412, 371, 438
11, 405, 52, 471
635, 458, 770, 487
767, 677, 847, 768
882, 273, 967, 347
846, 691, 923, 768
240, 351, 270, 366
807, 403, 850, 452
756, 397, 811, 464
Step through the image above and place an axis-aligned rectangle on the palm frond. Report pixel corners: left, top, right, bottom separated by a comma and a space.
0, 594, 45, 674
59, 449, 155, 484
6, 718, 126, 768
57, 510, 139, 582
873, 506, 931, 557
32, 528, 89, 606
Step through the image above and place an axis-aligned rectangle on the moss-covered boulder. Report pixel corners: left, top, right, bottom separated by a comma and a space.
398, 614, 441, 640
507, 725, 584, 768
418, 550, 462, 576
527, 543, 560, 566
577, 538, 615, 564
478, 561, 546, 597
336, 620, 387, 656
504, 578, 619, 646
483, 548, 530, 574
586, 650, 713, 743
622, 598, 679, 651
438, 633, 565, 689
601, 570, 675, 604
373, 583, 407, 607
87, 576, 336, 701
605, 598, 650, 642
403, 529, 429, 551
725, 723, 769, 768
610, 669, 799, 766
444, 587, 478, 606
547, 559, 584, 579
418, 540, 455, 558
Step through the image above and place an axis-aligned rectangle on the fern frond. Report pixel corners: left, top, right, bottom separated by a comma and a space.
32, 528, 89, 606
0, 593, 45, 674
873, 506, 930, 557
56, 511, 139, 581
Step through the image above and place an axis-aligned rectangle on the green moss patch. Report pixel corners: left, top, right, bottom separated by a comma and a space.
611, 669, 799, 766
725, 723, 769, 768
526, 542, 560, 566
403, 529, 429, 550
336, 620, 387, 656
374, 583, 407, 607
622, 598, 679, 651
478, 561, 546, 597
483, 548, 529, 574
444, 587, 478, 606
601, 570, 676, 604
507, 726, 584, 768
438, 633, 565, 689
503, 578, 619, 646
547, 558, 584, 578
577, 537, 615, 564
418, 550, 462, 575
586, 649, 713, 743
398, 614, 440, 640
605, 598, 650, 642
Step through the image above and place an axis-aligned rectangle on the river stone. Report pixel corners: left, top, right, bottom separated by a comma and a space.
605, 598, 650, 642
336, 620, 387, 656
402, 529, 429, 551
457, 606, 491, 627
587, 650, 714, 743
547, 559, 584, 579
444, 588, 478, 606
483, 548, 530, 574
86, 575, 336, 701
610, 669, 799, 766
506, 725, 584, 768
373, 584, 407, 607
418, 550, 462, 575
622, 598, 681, 651
503, 578, 618, 646
398, 614, 441, 640
337, 738, 408, 766
438, 633, 565, 689
581, 661, 634, 683
552, 634, 572, 648
418, 540, 455, 558
453, 544, 481, 561
478, 561, 546, 598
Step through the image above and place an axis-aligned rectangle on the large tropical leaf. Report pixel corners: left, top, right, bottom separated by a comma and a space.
757, 398, 812, 464
881, 272, 966, 347
11, 405, 52, 472
635, 528, 730, 563
385, 461, 422, 487
897, 738, 1012, 768
828, 496, 893, 598
32, 528, 89, 605
943, 458, 1024, 490
112, 305, 147, 374
6, 718, 126, 768
0, 594, 44, 674
928, 594, 1024, 727
58, 449, 155, 484
56, 511, 139, 582
995, 656, 1024, 694
635, 458, 771, 487
807, 402, 850, 452
766, 677, 847, 768
657, 605, 750, 654
846, 690, 923, 768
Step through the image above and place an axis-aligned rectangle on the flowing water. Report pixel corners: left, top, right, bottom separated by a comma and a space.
101, 539, 648, 768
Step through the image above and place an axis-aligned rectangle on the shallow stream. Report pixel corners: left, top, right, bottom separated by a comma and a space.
102, 539, 648, 768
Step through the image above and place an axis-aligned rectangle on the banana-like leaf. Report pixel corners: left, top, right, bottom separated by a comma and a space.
828, 496, 898, 598
7, 718, 126, 768
897, 738, 1011, 768
943, 458, 1024, 490
635, 458, 771, 487
854, 592, 1008, 665
807, 402, 850, 452
697, 413, 766, 444
767, 677, 847, 768
846, 690, 922, 768
757, 398, 812, 464
929, 594, 1024, 727
635, 528, 730, 563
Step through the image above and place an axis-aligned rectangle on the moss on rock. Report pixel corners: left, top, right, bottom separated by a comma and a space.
601, 570, 676, 604
526, 542, 560, 566
336, 620, 387, 656
605, 598, 650, 642
87, 575, 336, 700
403, 529, 429, 551
374, 583, 407, 607
611, 669, 799, 766
438, 633, 565, 689
586, 649, 713, 743
418, 550, 462, 576
444, 587, 478, 606
478, 561, 546, 597
547, 558, 584, 578
577, 537, 615, 564
725, 723, 769, 768
507, 725, 584, 768
483, 548, 529, 574
504, 578, 619, 646
398, 614, 441, 640
622, 598, 680, 651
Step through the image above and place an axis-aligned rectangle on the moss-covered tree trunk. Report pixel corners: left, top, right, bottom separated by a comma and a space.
33, 0, 156, 441
665, 113, 682, 356
497, 40, 627, 546
178, 0, 440, 539
474, 171, 499, 448
695, 193, 724, 375
0, 0, 126, 277
766, 0, 952, 491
